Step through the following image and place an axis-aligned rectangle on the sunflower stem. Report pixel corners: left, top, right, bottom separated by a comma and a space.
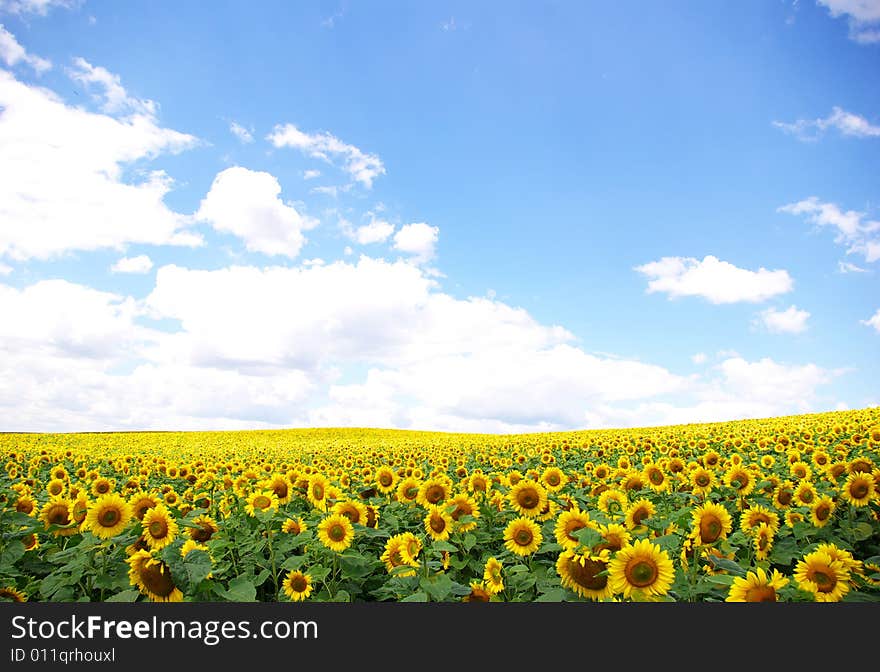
266, 522, 278, 599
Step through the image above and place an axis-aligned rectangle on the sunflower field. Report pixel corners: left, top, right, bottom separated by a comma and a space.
1, 407, 879, 603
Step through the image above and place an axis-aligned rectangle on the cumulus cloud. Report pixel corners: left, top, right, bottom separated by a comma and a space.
0, 0, 77, 16
817, 0, 880, 43
0, 24, 51, 72
773, 106, 880, 140
353, 218, 394, 245
67, 57, 157, 116
267, 123, 385, 188
393, 222, 439, 263
0, 67, 201, 261
194, 166, 319, 258
229, 121, 253, 144
778, 197, 880, 263
634, 255, 793, 303
756, 305, 810, 334
862, 308, 880, 333
111, 254, 153, 274
838, 260, 868, 273
691, 352, 707, 365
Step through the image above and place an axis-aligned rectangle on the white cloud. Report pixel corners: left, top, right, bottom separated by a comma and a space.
861, 308, 880, 333
111, 254, 153, 274
303, 169, 321, 180
773, 106, 880, 140
229, 121, 253, 144
778, 197, 880, 263
267, 123, 385, 188
0, 24, 51, 72
67, 57, 156, 116
393, 222, 439, 262
838, 260, 868, 273
194, 166, 319, 258
0, 67, 202, 261
353, 218, 394, 245
0, 262, 11, 275
818, 0, 880, 43
691, 352, 707, 364
0, 0, 77, 16
311, 184, 351, 198
756, 305, 810, 334
634, 255, 793, 303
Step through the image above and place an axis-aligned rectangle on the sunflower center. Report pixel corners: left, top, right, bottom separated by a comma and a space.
472, 479, 486, 492
632, 508, 649, 525
379, 474, 393, 487
290, 575, 308, 593
567, 557, 608, 590
253, 495, 271, 509
565, 520, 586, 541
650, 471, 663, 484
149, 520, 168, 538
100, 509, 120, 527
850, 482, 869, 499
312, 484, 325, 500
192, 526, 213, 541
777, 490, 792, 505
426, 486, 444, 504
430, 516, 446, 533
815, 504, 830, 521
139, 561, 176, 598
517, 488, 538, 509
273, 483, 288, 499
16, 500, 34, 514
799, 490, 814, 503
626, 559, 659, 587
696, 474, 710, 487
329, 523, 345, 542
547, 474, 560, 486
811, 568, 836, 592
700, 515, 722, 543
404, 486, 419, 500
48, 506, 70, 526
96, 483, 109, 494
49, 484, 62, 495
514, 528, 533, 546
745, 585, 777, 602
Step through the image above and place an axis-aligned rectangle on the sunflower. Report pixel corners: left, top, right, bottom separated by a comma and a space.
597, 488, 629, 517
554, 509, 593, 550
483, 557, 504, 595
595, 523, 631, 553
740, 504, 780, 537
317, 513, 354, 552
840, 472, 875, 507
624, 498, 656, 531
689, 467, 716, 496
307, 474, 330, 511
0, 586, 27, 602
462, 582, 492, 602
446, 493, 480, 532
14, 494, 37, 516
723, 465, 755, 496
608, 539, 675, 600
262, 474, 292, 504
417, 477, 450, 508
128, 492, 159, 521
753, 523, 774, 561
725, 567, 788, 602
84, 493, 131, 539
790, 460, 812, 481
331, 499, 368, 526
507, 479, 548, 518
541, 466, 567, 492
395, 477, 422, 505
142, 504, 179, 551
643, 464, 669, 493
46, 478, 66, 497
793, 481, 818, 507
188, 514, 219, 542
814, 543, 862, 575
282, 517, 307, 535
691, 502, 732, 545
794, 549, 850, 602
772, 480, 795, 509
556, 548, 613, 601
91, 477, 114, 497
282, 570, 313, 602
503, 517, 542, 556
127, 550, 183, 602
245, 490, 279, 516
381, 533, 420, 576
467, 472, 490, 497
39, 497, 77, 537
810, 496, 836, 528
70, 493, 89, 530
374, 466, 397, 495
424, 506, 453, 541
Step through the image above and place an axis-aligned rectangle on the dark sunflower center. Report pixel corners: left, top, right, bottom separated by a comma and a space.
514, 528, 533, 546
253, 496, 271, 509
192, 526, 213, 541
816, 505, 830, 521
49, 484, 62, 494
48, 506, 70, 526
778, 490, 793, 505
850, 482, 869, 499
100, 509, 120, 527
149, 520, 168, 538
140, 562, 176, 597
430, 516, 446, 533
312, 484, 325, 500
379, 474, 393, 487
329, 523, 345, 542
744, 585, 777, 602
472, 479, 486, 492
565, 520, 586, 541
650, 471, 663, 484
96, 482, 109, 494
627, 559, 659, 587
567, 557, 608, 590
16, 500, 34, 514
799, 490, 814, 503
632, 508, 649, 525
700, 515, 722, 543
696, 474, 710, 487
273, 483, 288, 498
290, 575, 308, 593
811, 568, 835, 592
426, 486, 444, 504
547, 474, 560, 486
404, 486, 419, 499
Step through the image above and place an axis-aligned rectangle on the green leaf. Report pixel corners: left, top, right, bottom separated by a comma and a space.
420, 573, 454, 601
536, 587, 567, 602
572, 526, 603, 549
281, 555, 308, 571
852, 523, 875, 542
329, 589, 351, 602
0, 541, 25, 569
340, 554, 376, 580
705, 574, 736, 586
401, 591, 428, 602
463, 534, 477, 551
183, 549, 213, 587
222, 576, 257, 602
431, 540, 457, 553
707, 556, 747, 577
106, 589, 141, 602
843, 591, 880, 602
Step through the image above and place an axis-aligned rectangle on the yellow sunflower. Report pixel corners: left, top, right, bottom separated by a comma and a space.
794, 549, 850, 602
689, 467, 716, 496
84, 493, 131, 539
307, 474, 330, 511
46, 478, 66, 497
597, 488, 629, 517
595, 523, 631, 553
608, 539, 675, 600
317, 513, 354, 552
503, 517, 542, 556
556, 548, 613, 601
374, 466, 397, 495
424, 506, 453, 541
810, 496, 836, 528
643, 464, 669, 493
395, 476, 422, 505
245, 490, 279, 516
740, 504, 780, 537
483, 557, 504, 595
554, 509, 593, 550
91, 477, 114, 497
723, 465, 755, 496
128, 491, 159, 521
840, 472, 875, 507
381, 533, 420, 577
142, 504, 179, 551
417, 477, 450, 508
127, 550, 183, 602
726, 567, 788, 602
282, 570, 313, 602
540, 466, 567, 492
446, 493, 480, 532
506, 479, 548, 518
691, 501, 732, 545
282, 517, 307, 535
793, 481, 818, 507
188, 514, 219, 542
0, 586, 27, 602
331, 499, 368, 526
262, 474, 293, 505
624, 498, 656, 531
753, 523, 774, 561
39, 497, 77, 537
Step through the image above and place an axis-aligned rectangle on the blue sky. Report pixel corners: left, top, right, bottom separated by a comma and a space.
0, 0, 877, 432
